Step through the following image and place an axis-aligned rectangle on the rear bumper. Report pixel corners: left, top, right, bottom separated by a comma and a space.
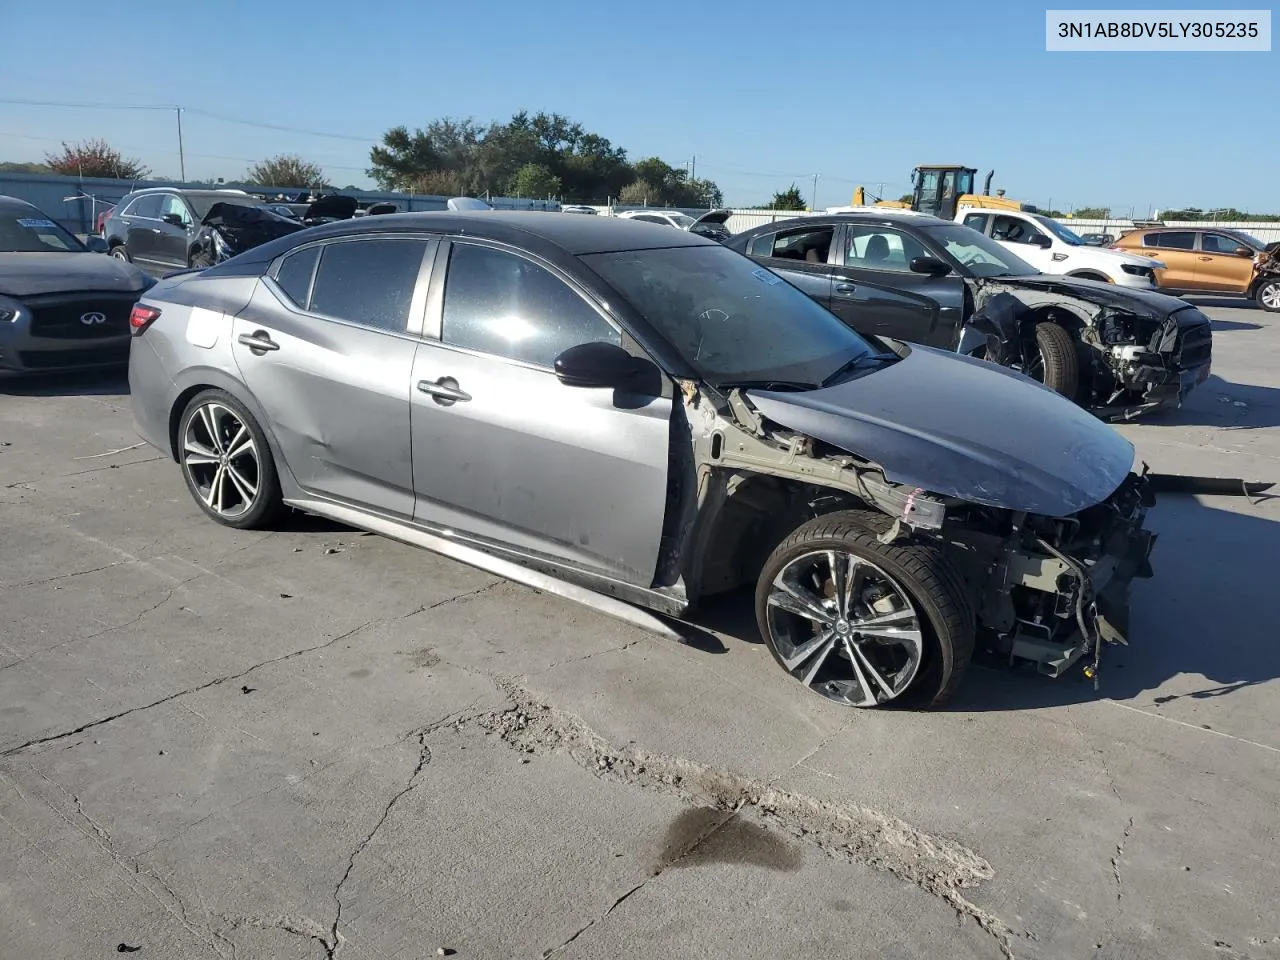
128, 336, 178, 459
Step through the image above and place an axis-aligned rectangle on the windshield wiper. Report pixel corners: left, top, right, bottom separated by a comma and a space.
719, 379, 817, 392
820, 353, 897, 387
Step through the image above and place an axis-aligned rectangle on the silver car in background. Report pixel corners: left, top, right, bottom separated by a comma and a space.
128, 212, 1156, 709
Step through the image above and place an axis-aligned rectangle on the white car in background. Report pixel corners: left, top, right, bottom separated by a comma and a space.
957, 207, 1164, 290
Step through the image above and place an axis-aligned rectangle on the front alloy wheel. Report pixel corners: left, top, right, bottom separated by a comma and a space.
178, 389, 283, 529
765, 549, 924, 706
1258, 279, 1280, 313
755, 511, 975, 708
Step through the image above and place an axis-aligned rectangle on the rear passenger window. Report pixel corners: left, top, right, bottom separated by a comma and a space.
274, 246, 319, 307
126, 195, 162, 219
1148, 232, 1195, 250
962, 213, 988, 233
442, 242, 619, 367
309, 239, 428, 333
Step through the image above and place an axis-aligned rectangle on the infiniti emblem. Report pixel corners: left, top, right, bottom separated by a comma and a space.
80, 311, 107, 326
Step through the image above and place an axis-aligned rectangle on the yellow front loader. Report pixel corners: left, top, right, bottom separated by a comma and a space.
853, 165, 1035, 220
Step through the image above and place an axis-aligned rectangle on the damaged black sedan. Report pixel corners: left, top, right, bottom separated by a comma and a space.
728, 212, 1213, 420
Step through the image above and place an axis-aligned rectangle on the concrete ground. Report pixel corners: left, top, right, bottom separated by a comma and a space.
1, 299, 1277, 960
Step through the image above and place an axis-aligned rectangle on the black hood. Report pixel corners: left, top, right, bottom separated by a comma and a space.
988, 274, 1188, 319
746, 344, 1136, 516
0, 251, 152, 298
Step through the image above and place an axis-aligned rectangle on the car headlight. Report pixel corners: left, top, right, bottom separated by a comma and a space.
1120, 264, 1155, 279
0, 295, 23, 323
211, 230, 234, 260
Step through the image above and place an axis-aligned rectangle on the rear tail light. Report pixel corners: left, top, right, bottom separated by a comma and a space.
129, 304, 161, 336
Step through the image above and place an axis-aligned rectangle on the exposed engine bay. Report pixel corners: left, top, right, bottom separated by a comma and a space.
667, 381, 1156, 683
966, 278, 1213, 420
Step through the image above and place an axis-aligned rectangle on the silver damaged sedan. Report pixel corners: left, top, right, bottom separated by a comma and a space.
129, 212, 1157, 708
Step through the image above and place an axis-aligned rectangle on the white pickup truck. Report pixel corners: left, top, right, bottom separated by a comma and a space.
955, 206, 1164, 290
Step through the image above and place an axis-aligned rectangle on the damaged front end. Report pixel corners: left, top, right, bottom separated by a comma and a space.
673, 369, 1157, 687
968, 279, 1213, 420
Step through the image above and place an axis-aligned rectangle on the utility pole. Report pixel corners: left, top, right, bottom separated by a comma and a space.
811, 173, 819, 211
690, 155, 696, 181
176, 106, 186, 182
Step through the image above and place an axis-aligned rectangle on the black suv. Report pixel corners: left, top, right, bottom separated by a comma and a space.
103, 188, 264, 275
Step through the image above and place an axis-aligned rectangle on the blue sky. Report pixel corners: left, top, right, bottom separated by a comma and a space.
0, 0, 1272, 211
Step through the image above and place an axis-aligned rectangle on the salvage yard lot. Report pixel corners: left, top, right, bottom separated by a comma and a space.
2, 300, 1277, 960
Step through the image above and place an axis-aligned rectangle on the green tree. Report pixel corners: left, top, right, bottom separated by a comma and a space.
245, 153, 326, 187
769, 184, 807, 211
43, 139, 150, 179
1073, 206, 1111, 219
508, 162, 561, 198
367, 113, 719, 204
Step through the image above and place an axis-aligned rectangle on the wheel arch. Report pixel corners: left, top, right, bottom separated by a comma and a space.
1064, 269, 1112, 283
167, 368, 300, 494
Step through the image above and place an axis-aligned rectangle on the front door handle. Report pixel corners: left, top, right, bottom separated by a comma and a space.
1197, 256, 1212, 261
152, 228, 162, 234
835, 282, 857, 295
237, 332, 280, 353
417, 376, 471, 406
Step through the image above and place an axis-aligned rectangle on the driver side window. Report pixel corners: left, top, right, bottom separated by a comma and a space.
441, 243, 620, 368
843, 225, 927, 272
159, 194, 192, 226
992, 215, 1043, 245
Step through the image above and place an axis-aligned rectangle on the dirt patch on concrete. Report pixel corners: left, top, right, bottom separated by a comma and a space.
460, 680, 1018, 958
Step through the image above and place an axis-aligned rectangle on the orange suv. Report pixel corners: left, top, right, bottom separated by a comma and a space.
1112, 227, 1280, 312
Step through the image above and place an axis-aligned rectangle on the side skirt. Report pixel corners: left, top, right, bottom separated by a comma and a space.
286, 497, 689, 638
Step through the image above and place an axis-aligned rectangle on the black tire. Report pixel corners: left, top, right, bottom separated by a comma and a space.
177, 388, 284, 530
109, 244, 131, 263
1256, 278, 1280, 313
1033, 321, 1080, 399
754, 510, 975, 709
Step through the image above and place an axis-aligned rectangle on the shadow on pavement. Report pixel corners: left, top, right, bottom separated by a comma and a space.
0, 367, 129, 397
1140, 374, 1280, 430
675, 498, 1280, 713
1209, 317, 1264, 332
945, 494, 1280, 712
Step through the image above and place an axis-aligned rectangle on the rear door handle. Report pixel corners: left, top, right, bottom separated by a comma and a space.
417, 377, 471, 406
237, 332, 280, 353
1197, 256, 1212, 261
152, 228, 162, 234
835, 282, 857, 295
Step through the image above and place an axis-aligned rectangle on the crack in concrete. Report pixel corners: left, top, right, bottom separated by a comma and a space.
394, 579, 506, 623
35, 769, 235, 959
462, 680, 1020, 959
2, 453, 164, 490
1111, 816, 1134, 902
1, 558, 134, 590
1, 619, 378, 757
540, 879, 648, 959
538, 636, 646, 672
326, 732, 433, 958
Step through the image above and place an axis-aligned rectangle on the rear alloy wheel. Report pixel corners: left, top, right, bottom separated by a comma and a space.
110, 245, 131, 263
755, 512, 974, 708
179, 390, 283, 529
1257, 279, 1280, 313
1025, 321, 1080, 400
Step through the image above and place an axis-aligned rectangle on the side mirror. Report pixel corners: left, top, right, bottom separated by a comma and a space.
554, 341, 650, 389
1235, 246, 1254, 258
909, 256, 951, 277
161, 212, 186, 227
84, 236, 108, 253
1030, 234, 1052, 249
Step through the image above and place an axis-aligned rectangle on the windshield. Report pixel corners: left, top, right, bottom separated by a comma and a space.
922, 222, 1039, 277
1226, 229, 1264, 250
582, 245, 879, 388
187, 194, 262, 220
1034, 215, 1085, 246
0, 211, 86, 253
